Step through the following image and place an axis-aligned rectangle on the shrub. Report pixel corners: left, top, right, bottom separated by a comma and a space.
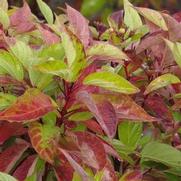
0, 0, 181, 180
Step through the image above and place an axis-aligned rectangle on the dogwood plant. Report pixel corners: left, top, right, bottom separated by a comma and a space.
0, 0, 181, 180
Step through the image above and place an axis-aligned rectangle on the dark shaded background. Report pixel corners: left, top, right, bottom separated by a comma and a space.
8, 0, 181, 21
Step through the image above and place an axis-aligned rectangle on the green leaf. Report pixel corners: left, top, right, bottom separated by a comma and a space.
10, 41, 34, 68
174, 93, 181, 99
144, 73, 180, 95
72, 172, 82, 181
39, 43, 65, 60
72, 123, 87, 132
0, 93, 17, 111
110, 139, 134, 164
94, 171, 104, 181
60, 30, 86, 82
118, 121, 142, 150
35, 59, 68, 79
25, 157, 45, 181
165, 39, 181, 68
136, 7, 168, 31
141, 142, 181, 169
86, 43, 129, 63
121, 25, 149, 48
0, 172, 18, 181
172, 111, 181, 122
0, 7, 10, 29
37, 0, 54, 24
165, 173, 181, 181
123, 0, 142, 30
42, 111, 57, 126
0, 51, 24, 81
83, 71, 140, 94
69, 111, 93, 122
60, 31, 76, 67
28, 68, 53, 90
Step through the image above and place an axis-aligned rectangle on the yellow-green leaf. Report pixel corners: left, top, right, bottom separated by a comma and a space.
0, 50, 24, 81
35, 59, 68, 79
10, 40, 34, 68
1, 0, 8, 11
29, 68, 53, 90
123, 0, 142, 30
136, 7, 168, 31
83, 71, 140, 94
69, 111, 93, 122
86, 43, 129, 63
60, 29, 86, 82
0, 7, 10, 29
0, 172, 18, 181
144, 73, 180, 95
37, 0, 54, 24
0, 93, 17, 111
165, 39, 181, 68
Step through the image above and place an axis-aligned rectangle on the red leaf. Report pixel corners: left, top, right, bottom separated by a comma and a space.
144, 95, 173, 130
172, 99, 181, 110
101, 162, 118, 181
103, 142, 121, 161
0, 75, 23, 86
67, 131, 107, 170
66, 4, 91, 47
58, 148, 91, 181
10, 2, 35, 33
54, 152, 74, 181
76, 91, 118, 138
66, 63, 99, 109
13, 155, 36, 181
145, 95, 172, 120
163, 13, 181, 41
93, 93, 157, 122
84, 119, 104, 135
0, 122, 27, 144
97, 100, 118, 137
0, 88, 57, 122
172, 83, 181, 93
173, 12, 181, 22
136, 31, 166, 54
39, 26, 60, 45
73, 63, 98, 90
28, 122, 59, 164
109, 10, 124, 29
0, 139, 29, 172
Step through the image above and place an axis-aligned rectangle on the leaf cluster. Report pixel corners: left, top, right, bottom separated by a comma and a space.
0, 0, 181, 180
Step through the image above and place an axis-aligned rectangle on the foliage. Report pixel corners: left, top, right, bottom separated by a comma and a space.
81, 0, 181, 22
0, 0, 181, 180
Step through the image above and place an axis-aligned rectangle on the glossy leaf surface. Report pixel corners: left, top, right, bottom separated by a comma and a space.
77, 91, 118, 138
83, 71, 140, 94
28, 122, 60, 164
141, 142, 181, 169
86, 43, 128, 63
144, 74, 180, 95
0, 88, 57, 122
0, 139, 29, 172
